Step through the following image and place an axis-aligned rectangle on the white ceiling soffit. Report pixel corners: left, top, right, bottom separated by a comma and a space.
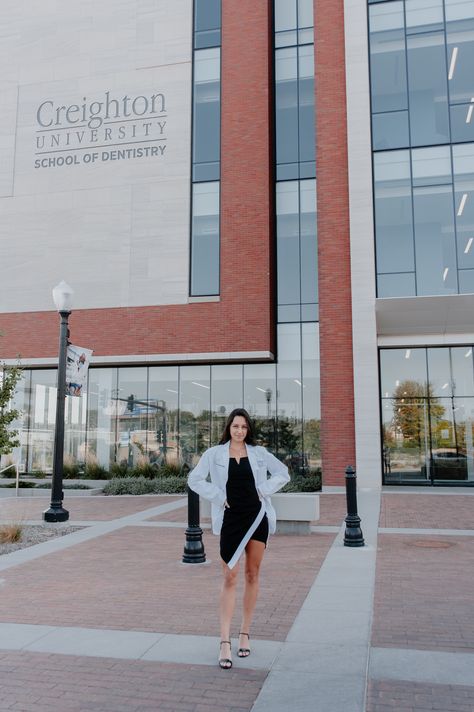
375, 293, 474, 337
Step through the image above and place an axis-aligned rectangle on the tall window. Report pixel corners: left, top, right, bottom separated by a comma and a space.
190, 0, 221, 296
369, 0, 474, 297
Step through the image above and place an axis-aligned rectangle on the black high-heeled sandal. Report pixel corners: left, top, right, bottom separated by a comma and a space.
238, 632, 250, 657
219, 640, 232, 669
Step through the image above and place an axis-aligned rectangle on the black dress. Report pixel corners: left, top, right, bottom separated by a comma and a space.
220, 456, 269, 567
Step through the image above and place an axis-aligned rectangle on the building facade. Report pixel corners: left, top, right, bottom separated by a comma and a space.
0, 0, 473, 488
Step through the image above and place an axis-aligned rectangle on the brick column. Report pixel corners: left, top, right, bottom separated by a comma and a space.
314, 0, 356, 485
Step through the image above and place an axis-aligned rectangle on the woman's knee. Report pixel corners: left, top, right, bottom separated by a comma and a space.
222, 567, 239, 588
245, 567, 260, 585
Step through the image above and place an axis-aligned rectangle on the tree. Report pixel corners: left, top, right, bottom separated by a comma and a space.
0, 363, 23, 456
391, 380, 444, 447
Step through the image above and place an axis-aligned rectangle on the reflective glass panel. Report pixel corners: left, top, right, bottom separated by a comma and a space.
372, 111, 410, 150
86, 368, 117, 472
369, 2, 408, 114
275, 0, 297, 32
28, 370, 57, 473
190, 181, 220, 295
194, 0, 221, 32
302, 322, 321, 470
451, 346, 474, 396
446, 0, 474, 105
210, 365, 243, 444
276, 323, 303, 469
277, 181, 300, 306
193, 48, 220, 170
243, 363, 277, 450
406, 31, 450, 146
451, 397, 474, 481
148, 366, 179, 466
374, 151, 415, 276
179, 366, 211, 468
427, 347, 452, 396
298, 45, 315, 166
116, 368, 148, 469
0, 369, 30, 473
380, 348, 427, 398
377, 272, 416, 296
275, 47, 299, 167
453, 144, 474, 270
300, 179, 318, 305
298, 0, 314, 28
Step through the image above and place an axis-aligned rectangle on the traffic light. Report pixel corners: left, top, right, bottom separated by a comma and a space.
127, 394, 135, 412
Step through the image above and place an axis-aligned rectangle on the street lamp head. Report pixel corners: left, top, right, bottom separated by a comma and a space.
52, 280, 74, 312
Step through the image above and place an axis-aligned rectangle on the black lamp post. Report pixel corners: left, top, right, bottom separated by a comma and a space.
43, 280, 74, 523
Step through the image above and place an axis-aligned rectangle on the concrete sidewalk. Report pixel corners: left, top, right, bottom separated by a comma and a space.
0, 489, 473, 711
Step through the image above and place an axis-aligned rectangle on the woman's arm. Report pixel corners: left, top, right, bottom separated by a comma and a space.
187, 449, 226, 505
257, 449, 290, 497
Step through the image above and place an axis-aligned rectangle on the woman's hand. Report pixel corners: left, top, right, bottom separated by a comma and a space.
224, 499, 230, 508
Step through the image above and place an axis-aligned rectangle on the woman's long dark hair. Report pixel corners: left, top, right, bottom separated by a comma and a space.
219, 408, 256, 445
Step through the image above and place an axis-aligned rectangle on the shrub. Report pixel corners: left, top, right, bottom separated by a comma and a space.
0, 480, 36, 488
34, 483, 92, 490
0, 523, 23, 543
63, 454, 81, 479
109, 462, 130, 478
131, 461, 159, 479
83, 453, 109, 479
27, 470, 48, 479
159, 462, 184, 478
103, 476, 187, 496
281, 470, 321, 493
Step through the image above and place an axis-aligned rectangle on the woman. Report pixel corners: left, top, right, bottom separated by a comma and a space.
187, 408, 290, 669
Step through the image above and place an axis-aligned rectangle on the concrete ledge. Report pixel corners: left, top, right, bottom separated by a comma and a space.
0, 488, 102, 498
200, 493, 319, 535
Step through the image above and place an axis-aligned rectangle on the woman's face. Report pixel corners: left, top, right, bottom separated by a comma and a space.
230, 415, 248, 443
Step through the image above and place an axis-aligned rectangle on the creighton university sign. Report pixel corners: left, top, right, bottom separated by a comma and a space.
34, 89, 167, 169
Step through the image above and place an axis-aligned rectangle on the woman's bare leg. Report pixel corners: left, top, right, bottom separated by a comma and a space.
219, 560, 239, 666
239, 539, 265, 654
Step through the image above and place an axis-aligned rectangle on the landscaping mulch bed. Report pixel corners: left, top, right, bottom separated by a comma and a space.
0, 525, 83, 556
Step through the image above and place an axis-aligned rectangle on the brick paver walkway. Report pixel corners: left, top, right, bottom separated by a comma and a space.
379, 493, 474, 530
318, 493, 346, 526
366, 679, 474, 712
0, 651, 266, 712
0, 495, 182, 522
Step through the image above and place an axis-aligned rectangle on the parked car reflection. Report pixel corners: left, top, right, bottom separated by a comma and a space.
421, 450, 468, 481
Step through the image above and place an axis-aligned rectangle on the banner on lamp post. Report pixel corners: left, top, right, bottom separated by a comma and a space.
66, 345, 93, 397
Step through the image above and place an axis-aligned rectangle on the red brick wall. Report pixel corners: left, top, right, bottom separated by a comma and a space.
314, 0, 356, 485
0, 2, 275, 363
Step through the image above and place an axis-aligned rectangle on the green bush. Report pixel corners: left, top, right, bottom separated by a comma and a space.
0, 480, 36, 488
83, 463, 109, 479
281, 471, 321, 493
34, 482, 92, 490
26, 470, 48, 479
109, 462, 129, 478
103, 476, 187, 496
131, 462, 159, 479
159, 462, 184, 478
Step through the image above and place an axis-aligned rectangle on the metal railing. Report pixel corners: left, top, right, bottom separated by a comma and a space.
0, 462, 20, 496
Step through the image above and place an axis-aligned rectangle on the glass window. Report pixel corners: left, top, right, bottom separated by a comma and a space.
459, 268, 474, 292
451, 346, 474, 396
380, 348, 427, 398
190, 181, 220, 295
86, 368, 117, 472
28, 370, 57, 473
298, 0, 314, 28
374, 151, 415, 276
275, 47, 299, 169
369, 2, 408, 115
243, 363, 277, 450
377, 272, 416, 296
298, 45, 316, 170
406, 31, 450, 146
193, 47, 220, 178
148, 366, 179, 467
0, 369, 30, 473
300, 179, 317, 305
116, 368, 148, 469
276, 323, 303, 468
453, 144, 474, 270
411, 145, 452, 186
277, 181, 300, 307
372, 111, 410, 150
446, 0, 474, 106
450, 102, 474, 143
405, 0, 444, 31
427, 347, 452, 395
179, 366, 211, 468
194, 0, 221, 31
413, 182, 457, 294
210, 365, 243, 444
302, 322, 320, 470
275, 0, 297, 32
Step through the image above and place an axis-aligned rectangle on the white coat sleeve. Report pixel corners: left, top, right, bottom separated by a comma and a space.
257, 448, 290, 497
187, 449, 226, 506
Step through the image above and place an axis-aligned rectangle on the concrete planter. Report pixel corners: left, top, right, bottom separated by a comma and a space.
199, 492, 319, 535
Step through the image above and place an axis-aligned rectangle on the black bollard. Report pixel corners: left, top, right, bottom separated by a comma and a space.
182, 486, 206, 563
343, 465, 365, 547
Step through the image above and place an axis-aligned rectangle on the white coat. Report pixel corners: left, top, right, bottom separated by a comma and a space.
187, 441, 290, 535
